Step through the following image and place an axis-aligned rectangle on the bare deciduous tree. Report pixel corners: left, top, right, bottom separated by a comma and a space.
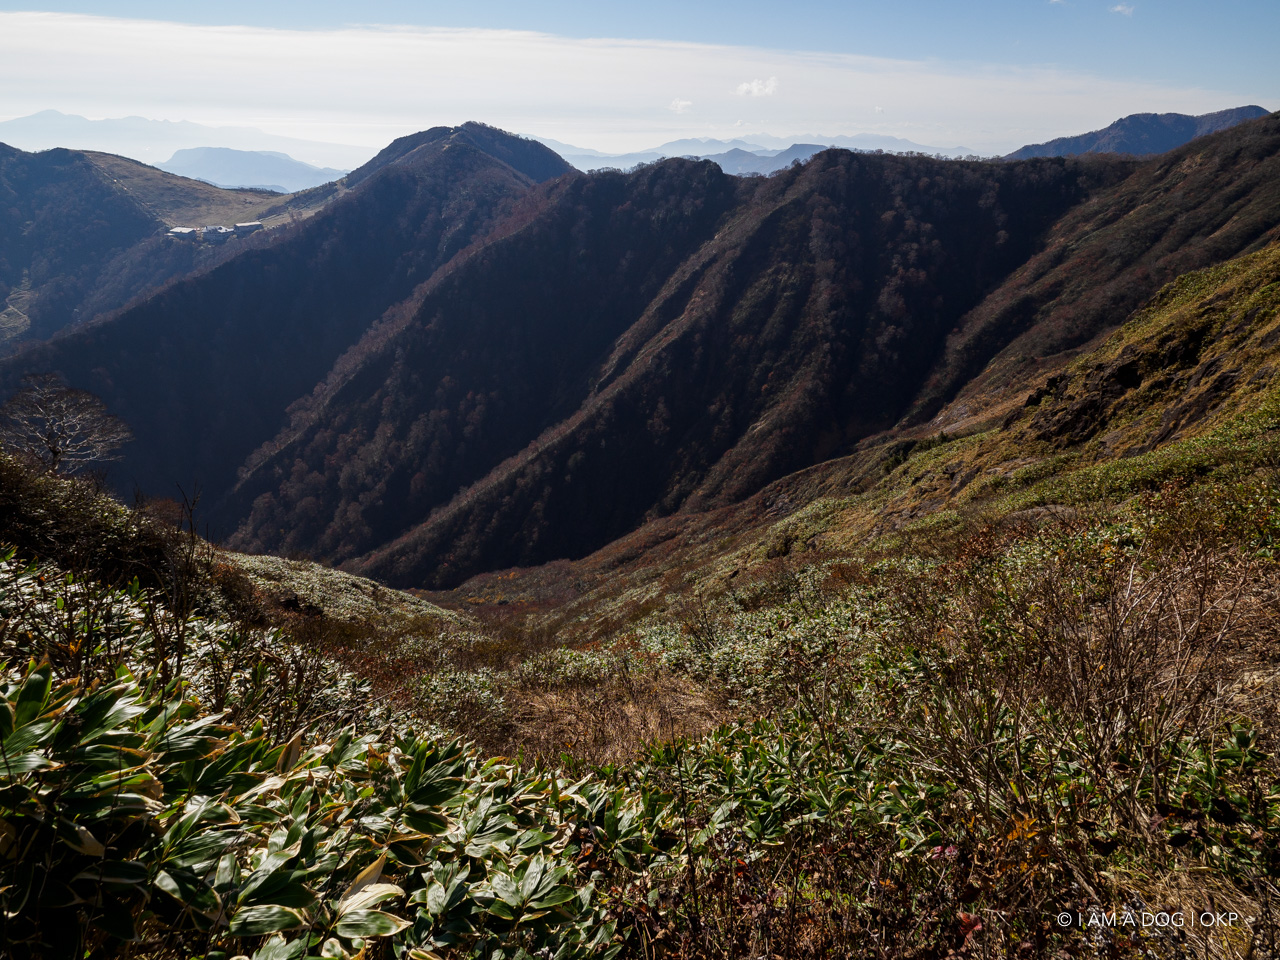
0, 373, 132, 473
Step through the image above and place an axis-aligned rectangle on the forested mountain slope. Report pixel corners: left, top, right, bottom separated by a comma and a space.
233, 115, 1280, 588
914, 110, 1280, 425
7, 115, 1280, 593
228, 149, 1121, 585
0, 124, 572, 508
0, 144, 170, 348
439, 240, 1280, 637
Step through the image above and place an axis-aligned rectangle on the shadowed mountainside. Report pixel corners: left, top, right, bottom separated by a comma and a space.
7, 114, 1280, 593
0, 124, 573, 508
914, 109, 1280, 427
230, 114, 1280, 588
227, 148, 1122, 585
436, 239, 1280, 638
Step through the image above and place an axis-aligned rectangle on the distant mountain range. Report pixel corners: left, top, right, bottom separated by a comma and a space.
1006, 105, 1270, 160
0, 110, 374, 169
157, 147, 349, 193
534, 133, 976, 173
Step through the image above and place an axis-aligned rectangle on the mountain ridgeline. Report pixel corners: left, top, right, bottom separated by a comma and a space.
4, 113, 1280, 588
1005, 105, 1270, 160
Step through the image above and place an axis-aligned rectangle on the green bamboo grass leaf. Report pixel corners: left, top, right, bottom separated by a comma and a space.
337, 881, 403, 914
409, 863, 470, 917
486, 899, 517, 921
0, 747, 54, 775
402, 807, 450, 835
155, 867, 222, 917
64, 743, 151, 768
1, 717, 59, 758
228, 904, 308, 936
72, 691, 148, 744
73, 860, 149, 887
152, 716, 230, 763
13, 662, 53, 728
237, 841, 303, 904
529, 886, 578, 910
275, 731, 303, 773
489, 872, 521, 906
334, 908, 411, 937
59, 821, 106, 856
339, 853, 385, 900
249, 934, 309, 959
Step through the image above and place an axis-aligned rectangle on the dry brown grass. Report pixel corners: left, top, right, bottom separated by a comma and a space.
509, 672, 727, 767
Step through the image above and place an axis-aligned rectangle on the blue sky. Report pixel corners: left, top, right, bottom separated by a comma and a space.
8, 0, 1277, 92
0, 2, 1274, 157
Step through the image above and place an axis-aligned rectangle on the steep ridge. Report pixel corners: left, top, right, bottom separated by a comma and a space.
1005, 105, 1269, 160
0, 126, 573, 510
229, 150, 1117, 586
225, 158, 742, 562
911, 110, 1280, 425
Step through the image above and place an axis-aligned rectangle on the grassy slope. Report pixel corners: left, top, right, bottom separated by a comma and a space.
80, 151, 334, 228
821, 240, 1280, 550
910, 110, 1280, 428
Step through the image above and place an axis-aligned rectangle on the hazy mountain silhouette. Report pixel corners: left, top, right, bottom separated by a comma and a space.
1005, 105, 1269, 160
157, 148, 348, 193
0, 110, 373, 168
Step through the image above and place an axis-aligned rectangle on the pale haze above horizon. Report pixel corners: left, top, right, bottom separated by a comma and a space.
0, 2, 1275, 165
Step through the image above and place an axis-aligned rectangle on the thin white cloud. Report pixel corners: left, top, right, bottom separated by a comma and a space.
1110, 4, 1135, 14
0, 12, 1248, 155
736, 76, 779, 97
669, 98, 693, 114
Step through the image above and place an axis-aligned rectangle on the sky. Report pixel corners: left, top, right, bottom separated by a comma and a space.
0, 2, 1275, 159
